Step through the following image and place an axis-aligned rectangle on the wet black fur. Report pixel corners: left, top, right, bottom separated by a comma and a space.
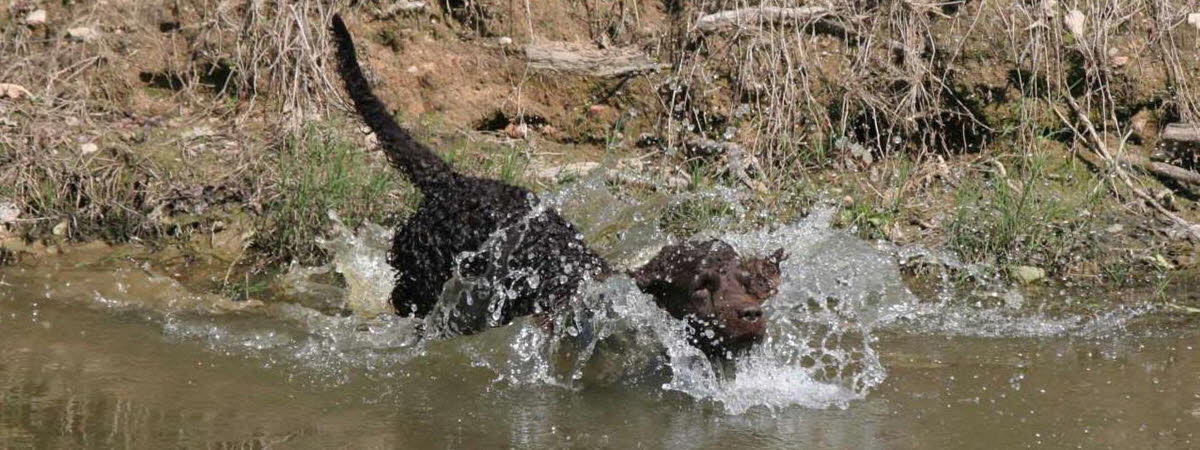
331, 15, 609, 335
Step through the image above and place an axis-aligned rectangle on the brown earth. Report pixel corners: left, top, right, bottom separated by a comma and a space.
1, 0, 1198, 295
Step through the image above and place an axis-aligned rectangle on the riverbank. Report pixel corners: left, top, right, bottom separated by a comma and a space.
1, 1, 1197, 302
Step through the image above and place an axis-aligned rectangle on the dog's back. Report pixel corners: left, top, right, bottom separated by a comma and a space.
330, 15, 609, 335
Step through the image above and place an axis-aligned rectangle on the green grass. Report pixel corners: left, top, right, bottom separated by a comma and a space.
439, 135, 532, 186
257, 122, 413, 263
947, 144, 1106, 271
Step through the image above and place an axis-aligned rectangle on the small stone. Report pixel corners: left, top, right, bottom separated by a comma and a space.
1064, 9, 1086, 37
1175, 252, 1198, 269
1149, 254, 1175, 271
1040, 0, 1057, 15
1009, 265, 1046, 284
1130, 109, 1154, 136
52, 221, 69, 236
407, 65, 419, 74
535, 161, 600, 180
0, 83, 32, 100
1105, 223, 1124, 234
504, 123, 529, 139
67, 27, 101, 42
1003, 290, 1025, 309
80, 142, 99, 154
24, 9, 46, 25
498, 36, 513, 46
0, 201, 19, 224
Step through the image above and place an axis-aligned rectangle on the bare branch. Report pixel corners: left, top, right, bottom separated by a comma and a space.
695, 6, 832, 32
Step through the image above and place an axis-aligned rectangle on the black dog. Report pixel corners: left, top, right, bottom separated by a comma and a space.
330, 15, 782, 357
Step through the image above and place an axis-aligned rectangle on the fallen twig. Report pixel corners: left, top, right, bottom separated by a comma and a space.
1074, 147, 1200, 188
695, 6, 832, 32
1052, 96, 1200, 240
694, 6, 913, 59
1165, 302, 1200, 314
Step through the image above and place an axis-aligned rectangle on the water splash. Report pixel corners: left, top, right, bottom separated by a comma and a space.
0, 171, 1157, 415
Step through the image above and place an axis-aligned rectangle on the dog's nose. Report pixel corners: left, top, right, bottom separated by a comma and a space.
738, 306, 763, 322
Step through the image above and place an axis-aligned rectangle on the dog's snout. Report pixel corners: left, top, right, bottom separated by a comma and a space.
738, 306, 763, 322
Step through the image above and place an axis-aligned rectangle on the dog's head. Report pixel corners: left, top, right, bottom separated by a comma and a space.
632, 240, 786, 359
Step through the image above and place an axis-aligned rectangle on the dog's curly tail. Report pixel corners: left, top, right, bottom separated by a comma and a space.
330, 14, 452, 189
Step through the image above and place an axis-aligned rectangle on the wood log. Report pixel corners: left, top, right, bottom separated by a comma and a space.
525, 42, 668, 78
1123, 154, 1200, 187
1161, 123, 1200, 143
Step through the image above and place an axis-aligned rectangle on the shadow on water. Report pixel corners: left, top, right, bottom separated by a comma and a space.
1, 168, 1197, 448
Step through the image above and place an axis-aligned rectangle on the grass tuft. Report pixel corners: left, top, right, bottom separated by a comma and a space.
256, 122, 413, 263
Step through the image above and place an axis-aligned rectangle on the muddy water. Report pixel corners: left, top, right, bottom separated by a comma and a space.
1, 183, 1198, 448
1, 278, 1196, 449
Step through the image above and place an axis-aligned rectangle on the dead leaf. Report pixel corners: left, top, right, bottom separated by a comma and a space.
0, 83, 32, 100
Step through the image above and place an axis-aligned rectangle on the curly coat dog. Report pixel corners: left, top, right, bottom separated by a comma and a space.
330, 15, 783, 358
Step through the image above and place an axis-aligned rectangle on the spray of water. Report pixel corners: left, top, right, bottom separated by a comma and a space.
0, 168, 1155, 414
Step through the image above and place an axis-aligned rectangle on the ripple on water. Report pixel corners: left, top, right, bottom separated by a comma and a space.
0, 173, 1157, 415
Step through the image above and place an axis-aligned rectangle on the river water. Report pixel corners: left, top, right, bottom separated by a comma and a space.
1, 179, 1197, 448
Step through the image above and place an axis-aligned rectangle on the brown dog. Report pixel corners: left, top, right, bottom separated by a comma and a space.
633, 240, 785, 356
330, 14, 784, 360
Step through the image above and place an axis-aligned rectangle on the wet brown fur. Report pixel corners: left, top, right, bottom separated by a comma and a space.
330, 15, 783, 358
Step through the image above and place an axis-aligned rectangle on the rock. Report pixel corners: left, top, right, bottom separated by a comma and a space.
1130, 109, 1155, 138
504, 123, 529, 139
1039, 0, 1058, 16
1106, 47, 1128, 67
24, 9, 46, 25
498, 36, 513, 46
1009, 265, 1045, 284
1148, 254, 1175, 271
0, 201, 19, 224
535, 161, 600, 180
80, 142, 99, 154
1003, 290, 1025, 309
0, 83, 32, 100
182, 126, 214, 140
67, 27, 101, 42
588, 104, 612, 116
1175, 251, 1198, 269
374, 1, 427, 18
52, 221, 69, 236
1064, 9, 1086, 37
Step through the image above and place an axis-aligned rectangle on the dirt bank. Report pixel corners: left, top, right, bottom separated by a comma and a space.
1, 0, 1198, 299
